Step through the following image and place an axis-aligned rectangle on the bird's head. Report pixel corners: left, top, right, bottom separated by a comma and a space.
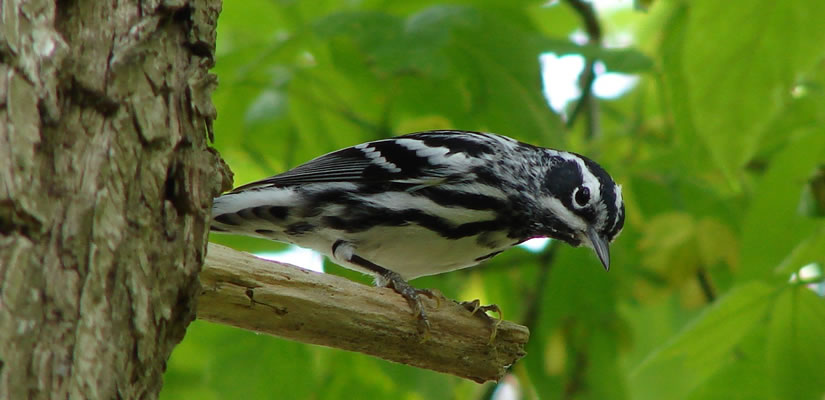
537, 152, 625, 270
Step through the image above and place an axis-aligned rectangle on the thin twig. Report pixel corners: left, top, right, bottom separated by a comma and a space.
564, 61, 597, 131
696, 267, 717, 303
486, 241, 559, 397
563, 0, 603, 137
565, 0, 603, 40
520, 240, 561, 333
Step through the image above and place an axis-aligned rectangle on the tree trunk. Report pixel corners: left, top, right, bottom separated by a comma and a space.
0, 1, 227, 398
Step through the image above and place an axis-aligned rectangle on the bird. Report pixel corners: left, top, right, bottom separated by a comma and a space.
211, 130, 625, 330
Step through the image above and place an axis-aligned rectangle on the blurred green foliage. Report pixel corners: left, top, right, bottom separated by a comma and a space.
163, 0, 825, 398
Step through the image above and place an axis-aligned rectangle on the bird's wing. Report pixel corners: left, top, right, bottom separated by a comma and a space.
229, 131, 498, 193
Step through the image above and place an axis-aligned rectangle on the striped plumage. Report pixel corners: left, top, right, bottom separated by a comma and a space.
211, 130, 625, 327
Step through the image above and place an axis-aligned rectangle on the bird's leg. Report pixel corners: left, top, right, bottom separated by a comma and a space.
459, 299, 503, 344
332, 240, 435, 335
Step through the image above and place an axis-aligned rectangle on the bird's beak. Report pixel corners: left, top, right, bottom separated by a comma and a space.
587, 225, 611, 271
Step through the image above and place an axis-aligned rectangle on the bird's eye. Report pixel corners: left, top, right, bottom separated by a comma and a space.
573, 186, 590, 207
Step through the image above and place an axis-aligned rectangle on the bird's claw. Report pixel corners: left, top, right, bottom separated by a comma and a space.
460, 299, 503, 344
384, 272, 437, 338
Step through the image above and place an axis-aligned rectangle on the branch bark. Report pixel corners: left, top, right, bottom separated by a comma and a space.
198, 243, 530, 383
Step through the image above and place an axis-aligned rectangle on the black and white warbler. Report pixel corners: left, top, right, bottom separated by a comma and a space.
211, 130, 625, 329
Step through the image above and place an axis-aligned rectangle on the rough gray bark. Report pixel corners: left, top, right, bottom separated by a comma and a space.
0, 1, 227, 399
199, 244, 530, 383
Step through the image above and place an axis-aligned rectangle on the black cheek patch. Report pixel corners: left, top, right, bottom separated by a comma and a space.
543, 159, 582, 210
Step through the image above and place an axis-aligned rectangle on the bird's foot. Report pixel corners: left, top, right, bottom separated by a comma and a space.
344, 250, 438, 339
383, 271, 438, 339
460, 299, 503, 344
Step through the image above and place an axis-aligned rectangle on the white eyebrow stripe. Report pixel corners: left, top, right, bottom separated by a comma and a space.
556, 153, 602, 202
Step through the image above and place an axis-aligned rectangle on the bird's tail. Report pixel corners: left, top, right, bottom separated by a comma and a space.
210, 187, 296, 238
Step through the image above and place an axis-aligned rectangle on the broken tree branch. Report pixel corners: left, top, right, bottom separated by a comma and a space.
197, 243, 530, 383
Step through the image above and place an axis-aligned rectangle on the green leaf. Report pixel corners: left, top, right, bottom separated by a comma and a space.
631, 282, 776, 399
775, 226, 825, 277
766, 287, 825, 399
740, 128, 825, 280
683, 329, 773, 400
537, 39, 654, 73
596, 47, 655, 74
681, 0, 825, 182
314, 6, 480, 77
694, 217, 738, 269
162, 321, 319, 400
387, 6, 565, 141
637, 212, 696, 280
656, 282, 775, 365
657, 3, 709, 180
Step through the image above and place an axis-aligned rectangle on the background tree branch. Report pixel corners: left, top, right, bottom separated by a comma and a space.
564, 0, 603, 137
198, 243, 530, 383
